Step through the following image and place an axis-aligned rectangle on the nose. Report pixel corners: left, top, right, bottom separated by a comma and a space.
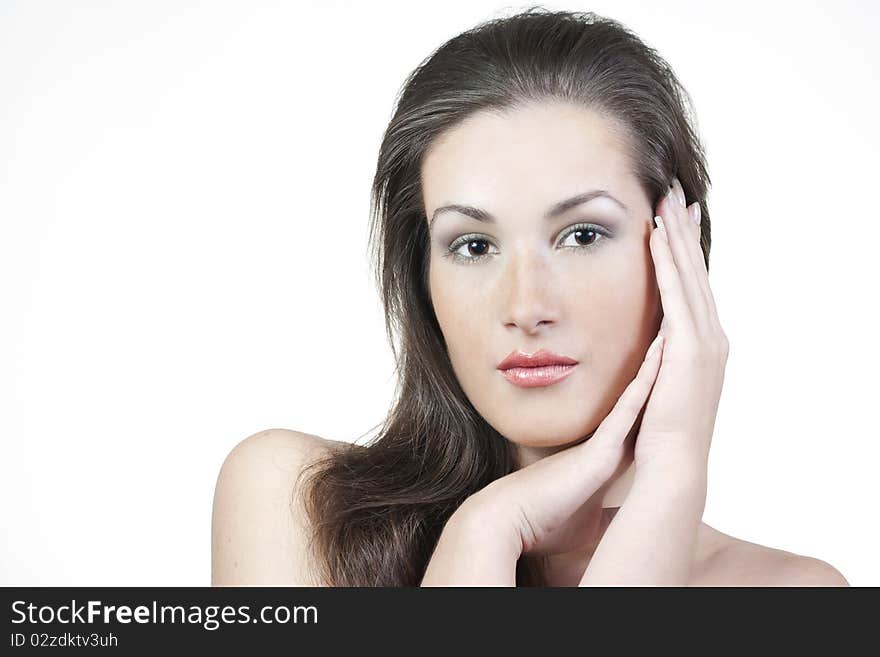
500, 248, 558, 334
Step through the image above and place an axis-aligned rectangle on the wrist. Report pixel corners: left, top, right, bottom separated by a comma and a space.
420, 494, 522, 586
452, 489, 524, 558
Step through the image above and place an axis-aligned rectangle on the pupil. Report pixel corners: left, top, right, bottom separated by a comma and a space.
469, 240, 488, 256
575, 229, 596, 245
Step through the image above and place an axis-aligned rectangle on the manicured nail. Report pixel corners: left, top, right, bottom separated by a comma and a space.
673, 178, 686, 206
654, 215, 665, 230
691, 202, 701, 226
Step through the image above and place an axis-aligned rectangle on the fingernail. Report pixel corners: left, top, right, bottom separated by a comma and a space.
646, 334, 664, 359
691, 202, 701, 226
653, 215, 665, 230
673, 178, 686, 206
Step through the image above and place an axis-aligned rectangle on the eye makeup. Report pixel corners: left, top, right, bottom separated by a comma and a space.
440, 221, 614, 265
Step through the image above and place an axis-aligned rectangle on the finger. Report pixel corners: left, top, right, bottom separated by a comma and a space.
659, 183, 710, 335
674, 179, 711, 291
585, 333, 664, 459
685, 201, 723, 334
672, 180, 719, 334
650, 212, 696, 338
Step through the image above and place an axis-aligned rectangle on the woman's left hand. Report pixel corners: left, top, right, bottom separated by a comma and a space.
634, 177, 729, 476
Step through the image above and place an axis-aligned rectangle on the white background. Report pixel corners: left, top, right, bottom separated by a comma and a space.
2, 0, 878, 586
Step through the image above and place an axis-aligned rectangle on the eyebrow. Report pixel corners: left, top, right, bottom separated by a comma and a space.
429, 189, 628, 231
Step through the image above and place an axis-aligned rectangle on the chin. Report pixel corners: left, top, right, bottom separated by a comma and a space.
491, 416, 598, 450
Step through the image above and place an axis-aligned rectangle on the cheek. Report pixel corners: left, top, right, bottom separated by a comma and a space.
429, 271, 484, 363
576, 246, 654, 329
578, 255, 659, 409
587, 277, 654, 342
572, 248, 656, 354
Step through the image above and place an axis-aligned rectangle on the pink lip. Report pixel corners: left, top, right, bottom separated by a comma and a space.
499, 364, 578, 388
496, 348, 579, 370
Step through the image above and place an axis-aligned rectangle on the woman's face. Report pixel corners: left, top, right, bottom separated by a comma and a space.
422, 101, 662, 465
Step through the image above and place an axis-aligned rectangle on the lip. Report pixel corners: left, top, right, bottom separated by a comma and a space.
499, 363, 578, 388
497, 348, 579, 370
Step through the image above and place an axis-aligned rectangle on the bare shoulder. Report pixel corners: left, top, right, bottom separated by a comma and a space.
211, 428, 345, 586
691, 525, 850, 587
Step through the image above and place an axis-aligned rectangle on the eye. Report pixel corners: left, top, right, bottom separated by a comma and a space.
558, 223, 610, 251
442, 222, 611, 265
443, 234, 498, 264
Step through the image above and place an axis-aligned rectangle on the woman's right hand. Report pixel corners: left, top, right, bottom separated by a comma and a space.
458, 332, 665, 559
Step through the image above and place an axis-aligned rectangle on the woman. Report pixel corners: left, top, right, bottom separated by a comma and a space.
211, 7, 849, 586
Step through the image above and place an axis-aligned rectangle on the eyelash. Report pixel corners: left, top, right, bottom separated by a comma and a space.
442, 223, 611, 265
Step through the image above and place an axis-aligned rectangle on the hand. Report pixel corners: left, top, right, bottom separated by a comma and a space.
634, 177, 729, 474
460, 330, 666, 558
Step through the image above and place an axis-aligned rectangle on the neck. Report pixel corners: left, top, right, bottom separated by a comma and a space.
539, 503, 622, 586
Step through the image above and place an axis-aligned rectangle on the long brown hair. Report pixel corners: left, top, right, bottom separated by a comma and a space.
298, 6, 713, 586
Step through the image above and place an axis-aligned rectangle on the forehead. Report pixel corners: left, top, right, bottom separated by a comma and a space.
421, 102, 635, 213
